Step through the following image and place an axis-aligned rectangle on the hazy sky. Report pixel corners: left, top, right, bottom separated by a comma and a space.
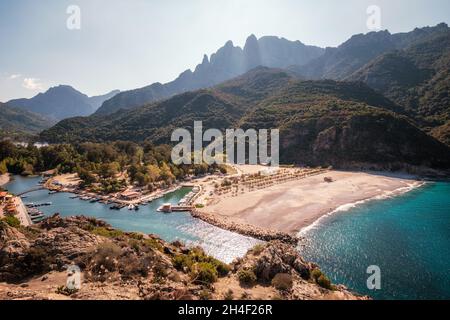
1, 0, 449, 101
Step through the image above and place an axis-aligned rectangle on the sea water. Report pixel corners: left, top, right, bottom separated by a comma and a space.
4, 175, 261, 263
299, 182, 450, 300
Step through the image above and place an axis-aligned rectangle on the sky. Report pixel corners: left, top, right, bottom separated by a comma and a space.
1, 0, 449, 102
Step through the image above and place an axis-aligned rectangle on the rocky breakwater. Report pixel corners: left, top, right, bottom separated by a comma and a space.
191, 209, 299, 244
0, 214, 364, 300
231, 241, 368, 300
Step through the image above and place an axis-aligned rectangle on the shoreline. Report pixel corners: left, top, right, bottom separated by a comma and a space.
0, 174, 10, 187
6, 170, 428, 246
191, 209, 299, 244
298, 180, 427, 236
199, 170, 424, 237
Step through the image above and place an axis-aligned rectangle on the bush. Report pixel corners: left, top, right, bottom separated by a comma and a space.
271, 273, 293, 291
251, 244, 265, 256
210, 258, 231, 277
317, 274, 332, 290
19, 246, 55, 276
173, 254, 193, 271
191, 262, 218, 284
237, 269, 257, 286
224, 289, 234, 300
91, 242, 122, 274
92, 227, 124, 239
3, 216, 20, 228
56, 285, 79, 296
199, 289, 212, 300
119, 254, 151, 279
173, 249, 230, 279
311, 269, 323, 281
143, 238, 163, 251
195, 204, 205, 208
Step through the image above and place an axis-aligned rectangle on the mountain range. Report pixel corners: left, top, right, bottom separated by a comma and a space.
8, 22, 450, 170
7, 86, 120, 121
0, 102, 55, 140
40, 67, 450, 171
94, 35, 324, 115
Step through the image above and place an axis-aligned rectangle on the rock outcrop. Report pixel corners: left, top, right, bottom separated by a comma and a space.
0, 215, 366, 300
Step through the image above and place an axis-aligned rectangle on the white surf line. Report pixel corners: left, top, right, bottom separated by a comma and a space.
298, 180, 427, 237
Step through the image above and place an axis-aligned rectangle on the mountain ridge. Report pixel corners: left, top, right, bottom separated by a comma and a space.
7, 86, 120, 121
40, 67, 450, 171
94, 35, 324, 115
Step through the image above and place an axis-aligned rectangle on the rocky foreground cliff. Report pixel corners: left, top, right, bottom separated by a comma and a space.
0, 214, 366, 300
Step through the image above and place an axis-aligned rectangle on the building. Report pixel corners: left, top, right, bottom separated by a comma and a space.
120, 190, 141, 201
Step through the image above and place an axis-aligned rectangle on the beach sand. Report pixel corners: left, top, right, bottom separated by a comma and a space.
202, 171, 420, 235
0, 174, 10, 187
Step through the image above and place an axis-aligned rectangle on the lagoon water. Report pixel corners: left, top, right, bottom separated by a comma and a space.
6, 176, 450, 299
4, 176, 261, 263
299, 182, 450, 300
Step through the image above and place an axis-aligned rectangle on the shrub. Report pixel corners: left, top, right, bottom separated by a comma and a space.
3, 216, 20, 228
143, 238, 163, 251
271, 273, 293, 291
317, 274, 332, 290
19, 246, 55, 276
223, 289, 234, 300
128, 239, 141, 252
191, 262, 218, 284
210, 258, 231, 277
199, 289, 212, 300
119, 254, 151, 279
251, 244, 265, 256
56, 285, 79, 296
91, 242, 122, 273
92, 227, 124, 239
311, 269, 323, 281
237, 269, 257, 286
173, 254, 193, 271
152, 261, 169, 282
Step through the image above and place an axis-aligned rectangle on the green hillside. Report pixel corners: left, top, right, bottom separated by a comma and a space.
40, 68, 450, 170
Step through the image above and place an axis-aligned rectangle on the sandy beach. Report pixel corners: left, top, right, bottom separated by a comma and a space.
0, 174, 10, 187
200, 170, 421, 235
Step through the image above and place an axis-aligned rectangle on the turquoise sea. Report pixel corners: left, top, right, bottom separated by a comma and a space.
5, 176, 450, 299
299, 182, 450, 300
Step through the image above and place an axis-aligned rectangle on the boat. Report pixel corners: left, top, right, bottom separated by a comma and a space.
157, 203, 172, 213
128, 204, 135, 210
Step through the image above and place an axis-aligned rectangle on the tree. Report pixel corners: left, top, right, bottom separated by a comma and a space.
99, 162, 119, 179
77, 168, 96, 186
146, 164, 161, 182
160, 162, 175, 183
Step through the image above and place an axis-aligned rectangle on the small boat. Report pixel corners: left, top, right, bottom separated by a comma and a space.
69, 195, 79, 199
128, 204, 135, 210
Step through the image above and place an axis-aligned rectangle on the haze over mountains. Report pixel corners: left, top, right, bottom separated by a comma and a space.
7, 86, 120, 121
41, 67, 450, 170
0, 102, 55, 140
94, 35, 324, 115
4, 22, 450, 171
